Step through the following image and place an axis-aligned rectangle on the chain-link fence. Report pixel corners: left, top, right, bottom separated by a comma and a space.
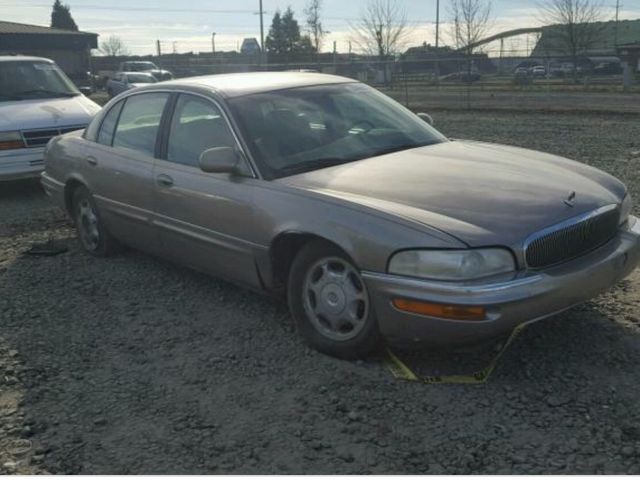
90, 53, 640, 113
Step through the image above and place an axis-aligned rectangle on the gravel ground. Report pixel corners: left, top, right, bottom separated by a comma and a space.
1, 111, 640, 474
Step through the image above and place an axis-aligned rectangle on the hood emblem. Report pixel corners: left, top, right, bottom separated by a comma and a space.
564, 191, 576, 207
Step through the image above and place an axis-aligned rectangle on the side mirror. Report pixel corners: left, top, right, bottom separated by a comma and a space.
79, 86, 92, 96
199, 147, 241, 174
417, 112, 434, 126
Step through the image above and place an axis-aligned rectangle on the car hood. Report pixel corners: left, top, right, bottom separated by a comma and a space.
0, 95, 101, 131
277, 140, 626, 247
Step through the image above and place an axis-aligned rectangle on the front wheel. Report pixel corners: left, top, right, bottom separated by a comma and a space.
288, 241, 380, 358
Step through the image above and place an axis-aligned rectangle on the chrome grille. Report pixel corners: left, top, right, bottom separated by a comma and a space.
21, 125, 86, 148
525, 205, 620, 269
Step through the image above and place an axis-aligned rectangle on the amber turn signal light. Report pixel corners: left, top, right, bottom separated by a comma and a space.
392, 298, 486, 321
0, 140, 25, 150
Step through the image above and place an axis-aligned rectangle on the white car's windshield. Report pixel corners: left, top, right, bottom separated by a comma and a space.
126, 73, 157, 83
228, 83, 448, 179
0, 60, 80, 101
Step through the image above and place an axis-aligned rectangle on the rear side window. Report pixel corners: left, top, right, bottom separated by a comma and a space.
97, 100, 124, 146
113, 93, 169, 156
166, 94, 236, 167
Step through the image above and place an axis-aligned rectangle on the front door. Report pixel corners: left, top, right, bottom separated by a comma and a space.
152, 93, 262, 287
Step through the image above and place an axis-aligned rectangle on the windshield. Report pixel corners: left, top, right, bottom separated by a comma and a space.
127, 62, 158, 71
0, 61, 80, 101
126, 73, 157, 83
228, 83, 447, 179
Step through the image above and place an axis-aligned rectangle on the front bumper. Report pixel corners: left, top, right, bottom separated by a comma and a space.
0, 148, 45, 181
363, 218, 640, 346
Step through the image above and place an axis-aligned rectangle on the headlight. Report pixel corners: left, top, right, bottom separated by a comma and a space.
388, 248, 516, 281
620, 193, 633, 225
0, 131, 25, 151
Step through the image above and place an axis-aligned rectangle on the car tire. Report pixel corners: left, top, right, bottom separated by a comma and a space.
72, 186, 119, 257
287, 240, 380, 359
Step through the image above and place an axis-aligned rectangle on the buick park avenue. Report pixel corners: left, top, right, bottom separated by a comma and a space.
41, 73, 640, 358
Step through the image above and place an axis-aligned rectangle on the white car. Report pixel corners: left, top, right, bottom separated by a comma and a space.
106, 72, 157, 98
0, 56, 101, 181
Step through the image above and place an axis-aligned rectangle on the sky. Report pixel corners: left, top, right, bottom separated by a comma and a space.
2, 0, 639, 56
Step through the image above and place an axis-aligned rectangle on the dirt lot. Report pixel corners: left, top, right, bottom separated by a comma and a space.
1, 110, 640, 474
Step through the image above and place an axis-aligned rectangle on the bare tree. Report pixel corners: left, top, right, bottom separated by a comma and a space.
447, 0, 493, 54
538, 0, 606, 73
351, 0, 408, 58
99, 35, 129, 57
304, 0, 325, 53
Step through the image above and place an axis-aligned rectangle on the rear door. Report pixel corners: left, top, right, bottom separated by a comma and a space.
87, 92, 170, 251
152, 93, 262, 287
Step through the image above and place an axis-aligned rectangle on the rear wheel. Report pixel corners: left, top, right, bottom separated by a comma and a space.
72, 186, 119, 257
288, 241, 380, 358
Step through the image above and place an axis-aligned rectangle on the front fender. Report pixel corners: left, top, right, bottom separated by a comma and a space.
250, 181, 466, 274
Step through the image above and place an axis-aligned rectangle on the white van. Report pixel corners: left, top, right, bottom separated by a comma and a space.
0, 56, 101, 181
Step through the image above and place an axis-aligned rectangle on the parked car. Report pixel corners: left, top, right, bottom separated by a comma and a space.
593, 61, 623, 75
41, 73, 640, 358
119, 61, 173, 81
532, 65, 547, 77
0, 56, 101, 181
440, 70, 481, 83
513, 67, 532, 85
106, 72, 157, 98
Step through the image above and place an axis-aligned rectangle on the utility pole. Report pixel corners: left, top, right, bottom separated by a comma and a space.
156, 40, 162, 68
614, 0, 622, 47
211, 32, 216, 54
259, 0, 265, 64
435, 0, 440, 48
434, 0, 441, 84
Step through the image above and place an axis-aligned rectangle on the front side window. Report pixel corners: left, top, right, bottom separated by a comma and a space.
97, 100, 124, 146
112, 93, 169, 156
228, 83, 448, 179
0, 61, 80, 102
167, 94, 237, 167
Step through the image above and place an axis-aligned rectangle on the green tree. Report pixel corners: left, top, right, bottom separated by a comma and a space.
266, 7, 314, 55
266, 10, 286, 54
50, 0, 78, 31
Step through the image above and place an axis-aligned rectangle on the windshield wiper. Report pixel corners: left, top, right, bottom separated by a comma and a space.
13, 89, 78, 98
0, 94, 24, 101
278, 157, 351, 175
368, 140, 441, 158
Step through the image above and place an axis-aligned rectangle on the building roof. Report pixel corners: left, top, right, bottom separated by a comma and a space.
0, 20, 96, 37
532, 18, 640, 57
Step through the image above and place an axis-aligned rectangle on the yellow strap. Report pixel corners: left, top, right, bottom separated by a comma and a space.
385, 323, 527, 385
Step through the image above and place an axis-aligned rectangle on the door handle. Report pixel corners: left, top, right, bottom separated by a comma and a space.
157, 174, 174, 187
86, 156, 97, 166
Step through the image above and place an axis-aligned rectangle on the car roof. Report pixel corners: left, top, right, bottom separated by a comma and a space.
0, 55, 54, 63
157, 72, 358, 98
